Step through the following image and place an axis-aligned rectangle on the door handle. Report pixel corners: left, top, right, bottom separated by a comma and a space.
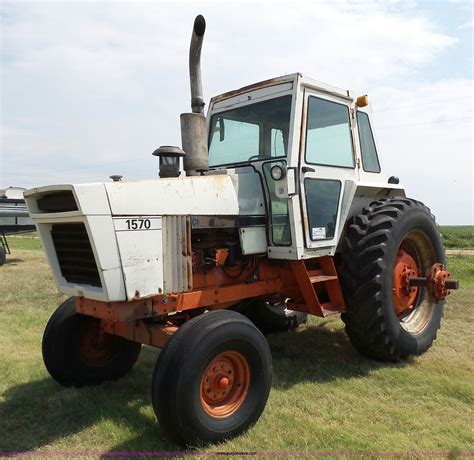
302, 166, 315, 174
287, 166, 297, 197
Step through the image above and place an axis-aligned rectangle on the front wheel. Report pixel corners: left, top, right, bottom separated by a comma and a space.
341, 197, 445, 361
42, 297, 142, 386
151, 310, 272, 446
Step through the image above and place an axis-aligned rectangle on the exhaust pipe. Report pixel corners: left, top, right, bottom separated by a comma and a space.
181, 15, 209, 176
189, 14, 206, 115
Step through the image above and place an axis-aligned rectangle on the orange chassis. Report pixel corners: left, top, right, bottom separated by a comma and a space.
75, 255, 346, 349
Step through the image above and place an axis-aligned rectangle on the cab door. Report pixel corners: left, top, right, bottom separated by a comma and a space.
299, 90, 358, 249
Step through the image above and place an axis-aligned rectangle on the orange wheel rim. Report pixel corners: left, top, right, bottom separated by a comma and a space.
200, 351, 250, 418
392, 246, 420, 316
78, 318, 117, 366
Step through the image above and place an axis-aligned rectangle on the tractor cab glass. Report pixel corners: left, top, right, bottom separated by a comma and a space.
208, 95, 292, 167
305, 96, 354, 168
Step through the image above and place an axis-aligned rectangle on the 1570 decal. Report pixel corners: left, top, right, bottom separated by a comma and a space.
113, 217, 162, 231
125, 218, 151, 230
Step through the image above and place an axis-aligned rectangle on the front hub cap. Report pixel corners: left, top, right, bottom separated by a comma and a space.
392, 248, 420, 316
78, 318, 116, 366
200, 351, 250, 418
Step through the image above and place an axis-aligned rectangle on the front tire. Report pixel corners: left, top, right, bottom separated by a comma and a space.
151, 310, 272, 446
42, 297, 142, 386
0, 246, 6, 266
341, 197, 445, 361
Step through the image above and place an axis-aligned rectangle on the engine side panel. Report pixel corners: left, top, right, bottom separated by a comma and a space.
104, 175, 240, 216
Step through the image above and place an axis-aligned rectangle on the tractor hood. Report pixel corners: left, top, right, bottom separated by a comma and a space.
23, 172, 265, 303
25, 173, 265, 218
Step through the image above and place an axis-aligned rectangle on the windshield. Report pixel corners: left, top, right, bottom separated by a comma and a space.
208, 95, 292, 167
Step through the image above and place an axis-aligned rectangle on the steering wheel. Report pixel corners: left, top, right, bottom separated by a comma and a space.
247, 154, 272, 161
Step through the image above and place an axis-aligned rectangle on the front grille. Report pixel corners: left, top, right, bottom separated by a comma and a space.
51, 223, 102, 287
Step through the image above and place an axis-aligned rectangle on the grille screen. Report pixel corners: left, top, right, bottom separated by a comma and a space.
51, 223, 101, 287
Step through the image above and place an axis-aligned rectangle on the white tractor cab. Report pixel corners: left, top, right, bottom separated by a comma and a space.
206, 73, 404, 259
25, 15, 458, 446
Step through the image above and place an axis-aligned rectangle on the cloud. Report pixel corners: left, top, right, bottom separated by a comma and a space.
459, 19, 474, 29
1, 1, 472, 223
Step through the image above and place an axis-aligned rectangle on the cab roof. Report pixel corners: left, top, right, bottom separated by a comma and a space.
210, 73, 353, 105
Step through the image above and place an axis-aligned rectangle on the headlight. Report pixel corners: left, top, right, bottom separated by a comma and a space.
270, 165, 286, 181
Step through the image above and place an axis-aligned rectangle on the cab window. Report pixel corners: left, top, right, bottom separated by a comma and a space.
208, 95, 292, 166
271, 128, 285, 157
208, 119, 259, 165
305, 97, 354, 168
357, 111, 381, 173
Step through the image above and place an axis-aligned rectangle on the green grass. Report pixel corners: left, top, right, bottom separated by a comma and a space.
5, 232, 42, 251
440, 226, 474, 249
448, 255, 474, 288
1, 235, 473, 455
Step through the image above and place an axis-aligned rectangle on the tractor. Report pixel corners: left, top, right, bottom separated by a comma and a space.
25, 15, 459, 446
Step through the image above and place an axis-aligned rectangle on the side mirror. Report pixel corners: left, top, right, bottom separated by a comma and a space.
218, 118, 225, 141
211, 117, 225, 142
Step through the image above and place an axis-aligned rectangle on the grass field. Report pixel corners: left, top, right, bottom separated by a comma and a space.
1, 234, 473, 456
440, 226, 474, 249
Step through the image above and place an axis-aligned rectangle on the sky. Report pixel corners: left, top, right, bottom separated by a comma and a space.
0, 0, 473, 224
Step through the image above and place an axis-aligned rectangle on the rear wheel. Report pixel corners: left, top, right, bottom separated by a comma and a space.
341, 197, 445, 361
42, 297, 142, 386
0, 247, 6, 266
151, 310, 272, 446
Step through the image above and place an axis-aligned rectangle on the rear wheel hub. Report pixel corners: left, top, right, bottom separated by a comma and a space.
392, 248, 420, 316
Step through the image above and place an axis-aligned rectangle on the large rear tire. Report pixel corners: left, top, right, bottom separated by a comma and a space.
42, 297, 142, 386
341, 197, 445, 361
0, 246, 6, 266
151, 310, 272, 446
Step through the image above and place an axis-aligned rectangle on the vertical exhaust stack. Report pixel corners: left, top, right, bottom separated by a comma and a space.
181, 15, 209, 176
